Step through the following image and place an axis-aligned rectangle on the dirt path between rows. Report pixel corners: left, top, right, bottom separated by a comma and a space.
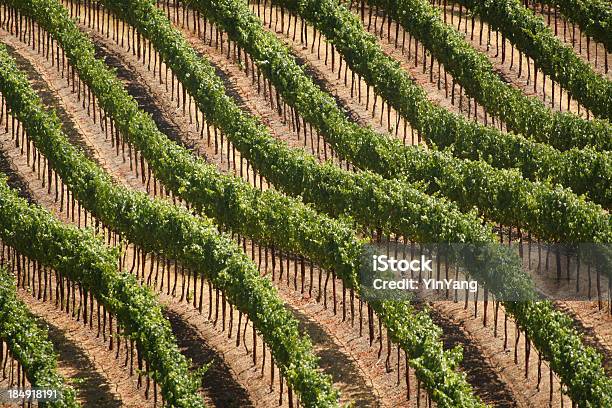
17, 289, 151, 408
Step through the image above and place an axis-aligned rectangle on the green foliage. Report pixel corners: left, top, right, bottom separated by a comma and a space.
0, 268, 79, 408
367, 0, 612, 151
8, 0, 495, 404
0, 43, 337, 407
183, 0, 611, 244
3, 0, 610, 405
537, 0, 612, 52
0, 176, 204, 408
455, 0, 612, 120
262, 0, 612, 208
268, 0, 612, 207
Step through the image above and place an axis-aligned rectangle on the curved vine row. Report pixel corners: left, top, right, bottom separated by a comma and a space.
0, 267, 79, 408
452, 0, 612, 120
365, 0, 612, 151
87, 2, 612, 405
171, 0, 611, 246
534, 0, 612, 52
263, 0, 612, 208
0, 43, 339, 407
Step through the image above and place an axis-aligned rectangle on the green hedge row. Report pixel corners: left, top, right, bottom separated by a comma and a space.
366, 0, 612, 151
0, 267, 79, 408
454, 0, 612, 120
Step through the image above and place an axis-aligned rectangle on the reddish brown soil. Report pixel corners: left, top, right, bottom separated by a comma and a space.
17, 289, 152, 408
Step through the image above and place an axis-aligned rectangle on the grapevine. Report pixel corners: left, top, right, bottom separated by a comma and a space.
0, 0, 610, 408
0, 267, 79, 408
452, 0, 612, 120
536, 0, 612, 52
364, 0, 612, 151
0, 3, 494, 404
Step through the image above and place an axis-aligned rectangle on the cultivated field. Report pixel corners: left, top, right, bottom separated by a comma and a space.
0, 0, 610, 407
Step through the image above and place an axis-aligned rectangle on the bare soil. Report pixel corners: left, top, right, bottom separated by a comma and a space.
17, 289, 152, 408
